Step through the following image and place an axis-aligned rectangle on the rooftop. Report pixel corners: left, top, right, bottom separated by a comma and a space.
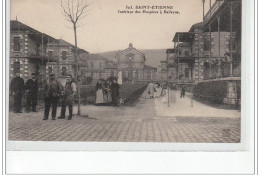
172, 32, 194, 42
189, 22, 203, 32
10, 20, 56, 41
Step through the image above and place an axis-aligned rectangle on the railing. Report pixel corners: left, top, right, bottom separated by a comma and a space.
203, 62, 241, 80
204, 1, 224, 23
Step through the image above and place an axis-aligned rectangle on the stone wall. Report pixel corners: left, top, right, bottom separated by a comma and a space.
193, 78, 241, 105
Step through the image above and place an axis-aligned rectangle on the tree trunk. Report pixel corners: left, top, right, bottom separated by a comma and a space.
73, 23, 81, 115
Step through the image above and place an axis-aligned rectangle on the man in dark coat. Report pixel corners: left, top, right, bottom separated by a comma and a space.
10, 72, 25, 113
180, 82, 185, 98
43, 73, 63, 120
25, 73, 38, 112
58, 75, 76, 120
111, 79, 120, 106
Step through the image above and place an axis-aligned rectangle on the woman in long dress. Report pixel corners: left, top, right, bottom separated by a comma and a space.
148, 82, 155, 98
154, 83, 162, 98
95, 80, 105, 105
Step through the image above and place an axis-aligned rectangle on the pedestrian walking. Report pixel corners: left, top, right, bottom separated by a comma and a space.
10, 72, 25, 113
154, 83, 162, 98
43, 73, 63, 120
180, 82, 185, 98
58, 75, 76, 120
95, 79, 105, 105
147, 81, 155, 98
25, 73, 38, 112
111, 79, 120, 106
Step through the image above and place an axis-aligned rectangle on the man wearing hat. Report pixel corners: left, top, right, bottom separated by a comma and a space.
43, 73, 63, 120
58, 74, 76, 120
10, 72, 25, 113
25, 73, 38, 112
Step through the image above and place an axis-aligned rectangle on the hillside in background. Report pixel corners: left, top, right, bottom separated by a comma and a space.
96, 49, 167, 68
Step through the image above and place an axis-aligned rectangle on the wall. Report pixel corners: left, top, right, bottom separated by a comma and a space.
9, 31, 44, 81
46, 44, 76, 77
194, 79, 241, 105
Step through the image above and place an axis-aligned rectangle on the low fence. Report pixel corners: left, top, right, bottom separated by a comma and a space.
9, 83, 148, 110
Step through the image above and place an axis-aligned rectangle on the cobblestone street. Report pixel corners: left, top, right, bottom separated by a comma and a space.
8, 89, 241, 143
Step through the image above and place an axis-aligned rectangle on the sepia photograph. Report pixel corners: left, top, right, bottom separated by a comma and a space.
7, 0, 242, 144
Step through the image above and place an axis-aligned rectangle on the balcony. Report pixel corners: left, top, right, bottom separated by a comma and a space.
203, 61, 241, 80
28, 51, 47, 60
203, 1, 225, 24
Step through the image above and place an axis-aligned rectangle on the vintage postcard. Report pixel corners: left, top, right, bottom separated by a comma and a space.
6, 0, 249, 152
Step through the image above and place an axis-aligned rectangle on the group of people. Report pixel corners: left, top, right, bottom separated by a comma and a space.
95, 78, 120, 106
147, 82, 163, 98
10, 72, 38, 113
43, 73, 77, 120
10, 73, 77, 120
147, 81, 186, 99
10, 73, 121, 120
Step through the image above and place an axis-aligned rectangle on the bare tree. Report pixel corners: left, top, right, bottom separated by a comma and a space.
60, 0, 89, 115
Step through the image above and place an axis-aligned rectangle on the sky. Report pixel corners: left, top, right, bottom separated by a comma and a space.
10, 0, 215, 53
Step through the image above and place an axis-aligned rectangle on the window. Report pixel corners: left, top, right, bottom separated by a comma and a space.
178, 49, 182, 55
91, 72, 94, 78
204, 38, 210, 51
99, 72, 102, 77
13, 61, 20, 74
48, 51, 53, 57
184, 49, 190, 56
61, 51, 67, 60
185, 68, 189, 78
61, 67, 67, 76
48, 67, 52, 74
91, 61, 94, 68
14, 37, 20, 51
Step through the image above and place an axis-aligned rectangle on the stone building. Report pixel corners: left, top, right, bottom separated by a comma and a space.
166, 0, 241, 105
115, 43, 157, 83
46, 39, 89, 79
81, 54, 117, 84
9, 20, 54, 84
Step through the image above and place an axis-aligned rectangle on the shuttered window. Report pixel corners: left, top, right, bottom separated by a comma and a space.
48, 67, 52, 74
13, 61, 20, 74
14, 37, 20, 51
61, 51, 67, 60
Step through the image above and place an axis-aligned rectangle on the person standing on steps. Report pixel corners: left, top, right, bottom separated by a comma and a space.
10, 72, 25, 113
58, 75, 77, 120
25, 73, 38, 112
43, 73, 63, 120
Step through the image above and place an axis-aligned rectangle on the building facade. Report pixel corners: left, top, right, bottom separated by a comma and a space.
81, 54, 117, 84
46, 39, 86, 78
165, 0, 241, 105
9, 20, 56, 86
115, 43, 157, 83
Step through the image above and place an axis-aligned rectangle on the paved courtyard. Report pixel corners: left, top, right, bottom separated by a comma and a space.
8, 88, 241, 142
